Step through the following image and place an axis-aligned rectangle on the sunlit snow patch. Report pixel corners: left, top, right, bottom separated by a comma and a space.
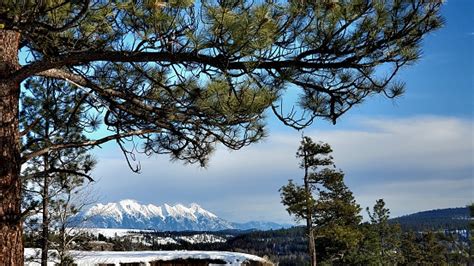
25, 248, 272, 265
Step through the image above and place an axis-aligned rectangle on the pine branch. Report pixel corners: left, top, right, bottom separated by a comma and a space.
21, 129, 157, 163
19, 117, 41, 137
13, 51, 361, 82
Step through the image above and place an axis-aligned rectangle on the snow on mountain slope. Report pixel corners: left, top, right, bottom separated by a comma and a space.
81, 199, 234, 231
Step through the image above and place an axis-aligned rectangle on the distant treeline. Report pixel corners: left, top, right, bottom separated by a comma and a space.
390, 207, 470, 231
109, 225, 470, 265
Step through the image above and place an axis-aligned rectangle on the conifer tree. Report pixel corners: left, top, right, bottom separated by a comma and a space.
346, 222, 380, 264
420, 231, 447, 263
0, 1, 443, 262
400, 231, 423, 264
366, 199, 403, 265
313, 170, 363, 264
280, 137, 362, 265
21, 78, 96, 266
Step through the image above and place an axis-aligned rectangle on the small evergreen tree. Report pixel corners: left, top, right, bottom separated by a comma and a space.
365, 199, 403, 265
346, 222, 380, 264
280, 137, 362, 265
420, 231, 447, 263
400, 231, 423, 264
21, 78, 96, 265
314, 170, 363, 264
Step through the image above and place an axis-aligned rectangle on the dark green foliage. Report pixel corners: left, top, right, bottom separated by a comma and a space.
401, 231, 447, 264
367, 199, 403, 264
345, 199, 402, 265
346, 222, 382, 264
391, 207, 470, 231
313, 171, 363, 264
421, 232, 454, 264
280, 137, 362, 264
400, 231, 422, 264
280, 138, 335, 222
226, 228, 309, 264
3, 0, 445, 167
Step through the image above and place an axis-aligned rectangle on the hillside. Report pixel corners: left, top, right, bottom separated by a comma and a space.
390, 207, 470, 231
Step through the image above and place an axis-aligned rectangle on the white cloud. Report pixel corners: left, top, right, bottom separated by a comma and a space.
91, 116, 473, 223
312, 116, 473, 171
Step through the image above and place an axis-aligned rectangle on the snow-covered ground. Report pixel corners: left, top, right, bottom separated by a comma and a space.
25, 248, 271, 266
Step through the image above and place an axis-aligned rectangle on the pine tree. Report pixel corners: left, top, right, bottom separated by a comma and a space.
280, 137, 362, 265
366, 199, 403, 265
313, 170, 363, 264
21, 78, 96, 266
400, 231, 423, 264
0, 1, 443, 262
420, 231, 447, 263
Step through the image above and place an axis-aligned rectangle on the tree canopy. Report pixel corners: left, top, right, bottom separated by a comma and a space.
280, 137, 362, 265
0, 0, 443, 264
1, 0, 443, 165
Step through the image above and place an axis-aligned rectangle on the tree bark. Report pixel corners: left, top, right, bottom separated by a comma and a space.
303, 144, 317, 266
41, 112, 51, 266
0, 30, 23, 265
41, 155, 50, 266
308, 228, 317, 266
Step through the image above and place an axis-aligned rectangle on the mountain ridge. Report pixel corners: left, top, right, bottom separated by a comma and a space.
79, 199, 291, 232
390, 206, 470, 231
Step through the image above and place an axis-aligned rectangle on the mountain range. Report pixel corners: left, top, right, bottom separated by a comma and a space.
78, 199, 291, 232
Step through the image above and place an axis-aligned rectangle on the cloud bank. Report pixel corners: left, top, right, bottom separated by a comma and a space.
92, 116, 473, 223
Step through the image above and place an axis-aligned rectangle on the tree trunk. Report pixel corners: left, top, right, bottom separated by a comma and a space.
41, 117, 51, 266
0, 30, 23, 265
41, 155, 50, 266
303, 144, 317, 266
308, 227, 317, 266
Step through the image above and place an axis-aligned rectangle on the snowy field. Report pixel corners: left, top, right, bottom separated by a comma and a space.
24, 248, 271, 265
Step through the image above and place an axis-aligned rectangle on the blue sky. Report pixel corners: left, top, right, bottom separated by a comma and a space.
91, 1, 473, 223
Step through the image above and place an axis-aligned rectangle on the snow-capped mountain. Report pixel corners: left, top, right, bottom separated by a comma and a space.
78, 199, 289, 232
81, 199, 233, 231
